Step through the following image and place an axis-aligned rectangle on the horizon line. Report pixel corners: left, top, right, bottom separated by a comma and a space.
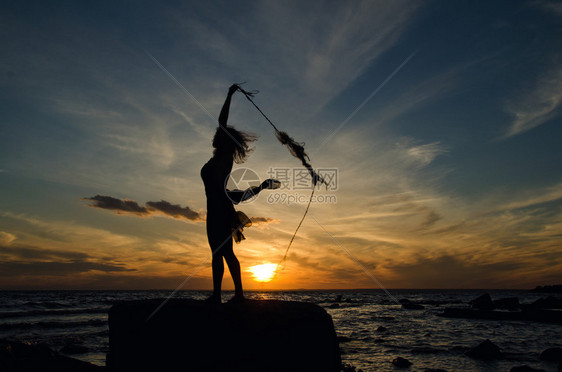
0, 287, 553, 292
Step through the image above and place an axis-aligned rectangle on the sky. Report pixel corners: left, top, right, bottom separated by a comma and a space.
1, 0, 561, 290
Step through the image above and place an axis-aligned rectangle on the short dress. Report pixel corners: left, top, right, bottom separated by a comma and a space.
201, 157, 252, 246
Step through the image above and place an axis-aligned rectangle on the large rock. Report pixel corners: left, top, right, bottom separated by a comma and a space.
528, 296, 562, 310
469, 293, 494, 310
107, 299, 341, 372
440, 307, 562, 323
0, 339, 102, 371
539, 347, 562, 362
493, 297, 520, 310
510, 366, 545, 372
531, 285, 562, 293
465, 339, 503, 360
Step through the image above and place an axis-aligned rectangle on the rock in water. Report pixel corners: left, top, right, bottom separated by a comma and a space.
540, 347, 562, 362
107, 299, 341, 372
465, 339, 503, 360
510, 365, 545, 372
0, 339, 101, 371
400, 299, 424, 310
60, 343, 89, 355
531, 285, 562, 293
392, 357, 412, 368
470, 293, 494, 310
493, 297, 520, 310
529, 296, 562, 309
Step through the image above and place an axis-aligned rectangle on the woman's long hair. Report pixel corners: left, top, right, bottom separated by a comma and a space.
212, 126, 258, 164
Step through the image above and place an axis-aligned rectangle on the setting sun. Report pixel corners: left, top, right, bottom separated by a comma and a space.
249, 263, 278, 282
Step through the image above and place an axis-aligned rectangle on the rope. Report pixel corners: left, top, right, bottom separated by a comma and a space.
236, 86, 281, 133
278, 186, 315, 266
235, 84, 321, 267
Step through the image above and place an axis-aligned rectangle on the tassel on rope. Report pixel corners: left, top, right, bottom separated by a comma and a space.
236, 85, 326, 187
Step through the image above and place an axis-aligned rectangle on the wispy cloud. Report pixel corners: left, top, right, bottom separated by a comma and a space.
536, 0, 562, 17
0, 244, 90, 261
0, 261, 135, 277
404, 141, 447, 167
382, 254, 532, 289
0, 232, 16, 245
490, 182, 562, 212
250, 216, 280, 227
504, 66, 562, 138
0, 242, 136, 280
296, 1, 419, 97
250, 216, 278, 223
1, 211, 141, 248
177, 1, 422, 117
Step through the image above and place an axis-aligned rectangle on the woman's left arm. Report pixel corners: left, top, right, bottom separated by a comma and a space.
226, 179, 280, 204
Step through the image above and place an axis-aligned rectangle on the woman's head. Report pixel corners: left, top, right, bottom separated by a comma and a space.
213, 126, 258, 163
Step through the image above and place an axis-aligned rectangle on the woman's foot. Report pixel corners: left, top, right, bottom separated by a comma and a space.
204, 294, 221, 304
227, 294, 245, 304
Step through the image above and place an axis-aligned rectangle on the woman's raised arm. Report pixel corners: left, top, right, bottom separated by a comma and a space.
218, 84, 239, 127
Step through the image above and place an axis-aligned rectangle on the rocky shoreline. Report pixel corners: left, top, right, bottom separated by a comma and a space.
0, 339, 103, 371
2, 293, 561, 372
440, 293, 562, 323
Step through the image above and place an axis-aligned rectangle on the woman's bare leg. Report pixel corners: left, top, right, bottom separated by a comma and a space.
224, 251, 243, 298
211, 254, 224, 296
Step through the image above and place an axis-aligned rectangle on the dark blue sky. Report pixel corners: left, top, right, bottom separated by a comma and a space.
1, 0, 561, 289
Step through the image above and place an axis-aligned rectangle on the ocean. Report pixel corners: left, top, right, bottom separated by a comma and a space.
0, 289, 560, 371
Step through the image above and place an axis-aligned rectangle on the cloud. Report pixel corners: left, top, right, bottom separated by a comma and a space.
83, 195, 279, 225
0, 232, 16, 245
504, 66, 562, 138
420, 210, 442, 229
0, 243, 135, 278
0, 273, 211, 290
494, 182, 562, 212
383, 254, 531, 288
536, 1, 562, 17
0, 261, 135, 277
103, 125, 175, 169
177, 1, 422, 117
1, 211, 141, 248
0, 244, 90, 261
250, 216, 279, 225
83, 195, 148, 215
83, 195, 204, 221
400, 140, 447, 167
146, 200, 203, 221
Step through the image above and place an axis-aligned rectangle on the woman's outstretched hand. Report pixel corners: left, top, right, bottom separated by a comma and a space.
260, 179, 281, 190
229, 84, 239, 94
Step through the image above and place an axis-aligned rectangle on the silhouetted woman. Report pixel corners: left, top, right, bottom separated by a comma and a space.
201, 84, 279, 303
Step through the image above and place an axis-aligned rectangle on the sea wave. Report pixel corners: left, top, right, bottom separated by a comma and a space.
0, 307, 108, 319
0, 318, 107, 331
